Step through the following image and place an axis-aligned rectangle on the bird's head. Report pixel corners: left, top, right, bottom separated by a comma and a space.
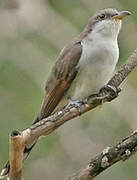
85, 8, 131, 39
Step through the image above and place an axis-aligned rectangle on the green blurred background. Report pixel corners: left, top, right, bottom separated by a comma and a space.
0, 0, 137, 179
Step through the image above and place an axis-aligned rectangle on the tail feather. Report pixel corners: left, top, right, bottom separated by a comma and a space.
0, 161, 9, 179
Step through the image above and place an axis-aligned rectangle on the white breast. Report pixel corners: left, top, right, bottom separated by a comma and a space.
67, 33, 119, 100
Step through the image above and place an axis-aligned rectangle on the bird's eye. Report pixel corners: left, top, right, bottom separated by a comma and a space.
99, 14, 106, 20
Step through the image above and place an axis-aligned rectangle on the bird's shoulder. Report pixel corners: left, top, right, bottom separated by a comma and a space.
45, 39, 83, 92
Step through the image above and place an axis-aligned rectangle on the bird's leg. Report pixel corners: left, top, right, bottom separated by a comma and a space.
66, 96, 84, 115
99, 84, 121, 101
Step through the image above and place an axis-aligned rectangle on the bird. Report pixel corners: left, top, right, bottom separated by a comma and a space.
0, 8, 131, 178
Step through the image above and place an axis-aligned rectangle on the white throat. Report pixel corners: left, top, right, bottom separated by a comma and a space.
92, 19, 122, 40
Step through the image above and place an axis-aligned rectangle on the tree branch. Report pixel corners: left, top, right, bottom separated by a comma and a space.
1, 48, 137, 179
108, 48, 137, 87
9, 131, 24, 180
21, 48, 137, 147
67, 130, 137, 180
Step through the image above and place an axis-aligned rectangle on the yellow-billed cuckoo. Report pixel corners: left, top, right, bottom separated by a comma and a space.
0, 8, 131, 178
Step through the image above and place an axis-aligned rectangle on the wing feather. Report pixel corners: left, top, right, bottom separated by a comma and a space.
38, 41, 82, 120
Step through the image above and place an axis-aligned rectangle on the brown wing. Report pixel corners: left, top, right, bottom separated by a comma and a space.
38, 41, 82, 120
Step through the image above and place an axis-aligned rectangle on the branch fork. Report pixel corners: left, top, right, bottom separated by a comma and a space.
1, 48, 137, 180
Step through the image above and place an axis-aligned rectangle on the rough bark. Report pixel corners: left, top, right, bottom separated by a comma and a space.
67, 130, 137, 180
9, 131, 24, 180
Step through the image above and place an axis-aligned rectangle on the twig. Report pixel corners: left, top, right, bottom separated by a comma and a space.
67, 130, 137, 180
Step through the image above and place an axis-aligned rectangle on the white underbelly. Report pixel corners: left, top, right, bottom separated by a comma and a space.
67, 38, 119, 100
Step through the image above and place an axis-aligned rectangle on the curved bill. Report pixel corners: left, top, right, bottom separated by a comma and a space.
112, 11, 131, 20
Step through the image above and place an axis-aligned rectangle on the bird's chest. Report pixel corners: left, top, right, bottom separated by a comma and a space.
79, 37, 118, 70
68, 38, 119, 99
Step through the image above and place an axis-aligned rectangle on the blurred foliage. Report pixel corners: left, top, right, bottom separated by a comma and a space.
48, 0, 90, 29
0, 0, 137, 179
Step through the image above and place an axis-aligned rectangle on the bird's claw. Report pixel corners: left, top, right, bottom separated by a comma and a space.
99, 84, 121, 101
67, 98, 84, 115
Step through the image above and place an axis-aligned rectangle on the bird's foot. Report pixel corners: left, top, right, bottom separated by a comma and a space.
66, 97, 84, 115
99, 84, 121, 101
